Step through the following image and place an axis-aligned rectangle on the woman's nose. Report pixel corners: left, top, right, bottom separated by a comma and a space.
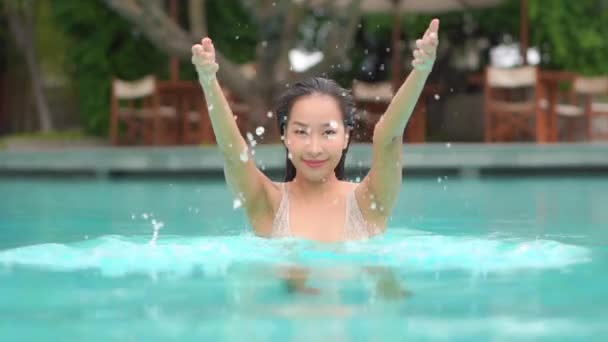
306, 136, 323, 154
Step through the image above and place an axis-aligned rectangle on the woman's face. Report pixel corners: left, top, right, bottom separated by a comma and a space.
284, 94, 349, 182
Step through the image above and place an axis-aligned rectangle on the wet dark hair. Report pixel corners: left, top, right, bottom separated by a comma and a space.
274, 77, 356, 182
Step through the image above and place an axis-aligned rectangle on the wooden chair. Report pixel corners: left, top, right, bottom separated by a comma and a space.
484, 66, 548, 143
110, 76, 178, 145
554, 76, 608, 141
352, 80, 393, 142
180, 84, 215, 145
352, 79, 432, 143
157, 81, 215, 145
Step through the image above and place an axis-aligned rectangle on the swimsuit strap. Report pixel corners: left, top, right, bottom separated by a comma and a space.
271, 183, 291, 238
344, 188, 371, 239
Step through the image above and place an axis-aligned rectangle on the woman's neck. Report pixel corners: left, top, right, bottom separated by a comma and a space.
290, 173, 340, 198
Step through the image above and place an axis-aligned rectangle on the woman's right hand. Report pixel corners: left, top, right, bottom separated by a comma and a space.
192, 37, 219, 81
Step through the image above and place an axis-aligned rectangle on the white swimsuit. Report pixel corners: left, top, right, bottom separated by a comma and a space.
270, 183, 372, 240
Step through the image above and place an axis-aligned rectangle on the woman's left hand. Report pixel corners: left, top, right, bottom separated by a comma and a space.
412, 18, 440, 72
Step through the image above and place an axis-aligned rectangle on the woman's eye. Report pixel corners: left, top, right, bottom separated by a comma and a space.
295, 129, 307, 135
324, 130, 337, 135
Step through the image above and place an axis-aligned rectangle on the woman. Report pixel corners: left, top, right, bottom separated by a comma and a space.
191, 19, 439, 243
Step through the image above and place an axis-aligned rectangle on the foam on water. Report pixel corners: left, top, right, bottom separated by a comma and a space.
0, 229, 591, 278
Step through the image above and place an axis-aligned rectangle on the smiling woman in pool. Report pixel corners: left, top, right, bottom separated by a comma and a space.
192, 19, 439, 242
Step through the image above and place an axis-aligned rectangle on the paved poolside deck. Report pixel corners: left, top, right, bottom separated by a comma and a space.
0, 143, 607, 179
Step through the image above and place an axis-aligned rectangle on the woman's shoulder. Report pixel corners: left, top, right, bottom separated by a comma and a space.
341, 180, 360, 192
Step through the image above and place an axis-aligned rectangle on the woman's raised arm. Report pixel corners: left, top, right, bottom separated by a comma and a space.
192, 38, 275, 235
355, 19, 439, 232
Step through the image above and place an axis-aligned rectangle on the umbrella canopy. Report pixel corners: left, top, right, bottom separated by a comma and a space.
309, 0, 504, 13
359, 0, 504, 13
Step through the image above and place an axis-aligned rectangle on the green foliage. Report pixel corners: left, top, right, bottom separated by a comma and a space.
50, 0, 168, 135
48, 0, 608, 136
49, 0, 259, 136
205, 0, 257, 64
530, 0, 608, 75
361, 0, 608, 76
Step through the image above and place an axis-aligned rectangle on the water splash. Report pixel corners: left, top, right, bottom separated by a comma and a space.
150, 219, 165, 246
0, 230, 590, 278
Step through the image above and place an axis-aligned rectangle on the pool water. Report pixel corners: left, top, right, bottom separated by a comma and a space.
1, 177, 607, 340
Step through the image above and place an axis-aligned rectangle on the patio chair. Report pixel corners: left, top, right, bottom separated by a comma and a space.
484, 66, 547, 142
110, 75, 178, 146
352, 80, 393, 142
553, 76, 608, 141
180, 84, 215, 145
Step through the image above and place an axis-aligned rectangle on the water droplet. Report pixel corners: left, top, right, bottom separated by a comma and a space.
235, 35, 240, 40
355, 176, 361, 182
434, 94, 440, 100
233, 198, 242, 209
151, 219, 164, 230
450, 88, 454, 93
374, 96, 380, 101
446, 142, 451, 148
261, 41, 268, 47
386, 47, 391, 52
239, 148, 249, 162
84, 235, 88, 239
142, 213, 149, 220
266, 111, 273, 118
250, 140, 257, 147
131, 214, 136, 220
288, 152, 293, 160
208, 104, 214, 111
437, 177, 442, 183
280, 135, 285, 141
246, 132, 254, 141
357, 161, 363, 167
233, 115, 238, 121
364, 49, 369, 55
379, 64, 385, 71
255, 126, 265, 136
370, 202, 377, 210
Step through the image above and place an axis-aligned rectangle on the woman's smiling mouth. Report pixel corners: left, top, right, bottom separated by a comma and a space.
303, 159, 327, 168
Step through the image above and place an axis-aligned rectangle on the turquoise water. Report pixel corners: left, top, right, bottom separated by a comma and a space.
0, 177, 607, 341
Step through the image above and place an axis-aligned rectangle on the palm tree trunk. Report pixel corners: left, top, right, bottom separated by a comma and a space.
6, 1, 54, 132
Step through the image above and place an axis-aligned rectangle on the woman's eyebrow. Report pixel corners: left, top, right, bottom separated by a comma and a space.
292, 121, 337, 127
